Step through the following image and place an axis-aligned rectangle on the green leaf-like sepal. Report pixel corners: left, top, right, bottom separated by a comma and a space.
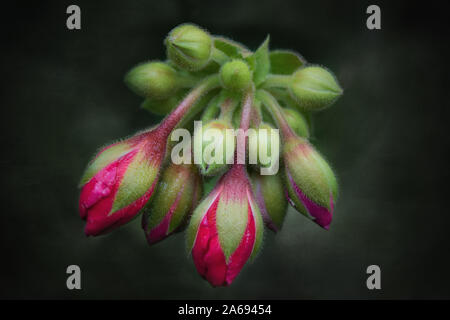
246, 36, 270, 86
214, 37, 251, 59
269, 50, 305, 75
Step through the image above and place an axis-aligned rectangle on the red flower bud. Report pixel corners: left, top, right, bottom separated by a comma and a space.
186, 165, 264, 287
79, 128, 166, 236
79, 75, 220, 236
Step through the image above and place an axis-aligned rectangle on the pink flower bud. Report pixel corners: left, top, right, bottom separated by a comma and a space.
78, 75, 220, 236
186, 165, 264, 287
283, 135, 338, 230
142, 163, 202, 245
79, 128, 166, 236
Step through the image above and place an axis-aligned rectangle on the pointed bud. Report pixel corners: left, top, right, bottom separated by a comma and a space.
166, 24, 212, 71
142, 163, 202, 245
282, 108, 309, 138
186, 165, 264, 286
289, 66, 342, 111
283, 135, 338, 229
248, 123, 280, 170
194, 120, 235, 176
220, 59, 252, 91
79, 128, 167, 236
250, 171, 287, 232
125, 62, 179, 99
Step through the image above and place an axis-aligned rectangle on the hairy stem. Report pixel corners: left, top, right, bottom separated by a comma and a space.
211, 47, 230, 65
262, 74, 292, 89
158, 75, 220, 137
236, 86, 255, 165
256, 89, 295, 138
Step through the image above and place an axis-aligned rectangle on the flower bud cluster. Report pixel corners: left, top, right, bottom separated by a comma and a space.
78, 23, 343, 286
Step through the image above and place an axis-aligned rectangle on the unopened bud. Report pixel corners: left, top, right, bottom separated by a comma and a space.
125, 61, 178, 99
194, 120, 235, 176
220, 59, 252, 91
283, 136, 338, 229
289, 66, 342, 111
142, 163, 202, 245
166, 24, 212, 71
251, 172, 287, 232
187, 165, 264, 286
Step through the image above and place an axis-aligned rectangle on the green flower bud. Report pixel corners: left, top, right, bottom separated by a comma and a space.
251, 171, 287, 232
125, 61, 178, 99
220, 59, 252, 91
142, 163, 202, 245
248, 123, 280, 172
289, 66, 342, 111
193, 120, 235, 176
282, 108, 309, 138
166, 24, 212, 71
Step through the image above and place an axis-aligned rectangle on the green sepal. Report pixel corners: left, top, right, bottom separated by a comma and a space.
251, 172, 287, 231
214, 37, 250, 59
216, 196, 249, 262
249, 194, 264, 261
246, 36, 270, 86
269, 50, 305, 75
110, 152, 159, 214
79, 142, 132, 187
143, 164, 196, 234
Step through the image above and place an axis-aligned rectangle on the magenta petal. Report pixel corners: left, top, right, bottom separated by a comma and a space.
192, 196, 228, 287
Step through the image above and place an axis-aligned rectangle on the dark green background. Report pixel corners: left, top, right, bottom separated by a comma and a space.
1, 0, 449, 299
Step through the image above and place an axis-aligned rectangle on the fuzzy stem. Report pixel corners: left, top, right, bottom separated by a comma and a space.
211, 47, 230, 65
250, 100, 263, 127
218, 93, 238, 123
158, 75, 220, 137
262, 74, 292, 89
256, 89, 295, 138
177, 73, 202, 88
235, 86, 255, 165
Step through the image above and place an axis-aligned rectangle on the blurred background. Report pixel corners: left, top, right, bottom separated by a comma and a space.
1, 0, 449, 299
